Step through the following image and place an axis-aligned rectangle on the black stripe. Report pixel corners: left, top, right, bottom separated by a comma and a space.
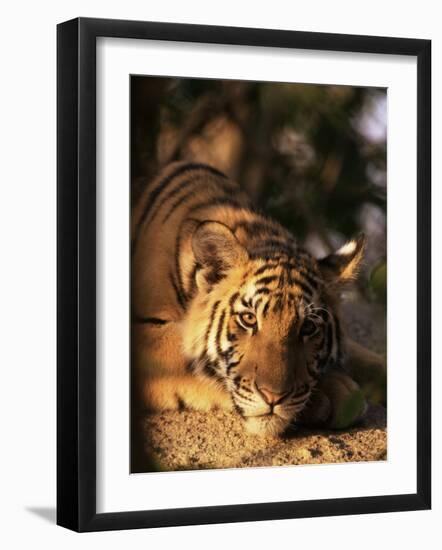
186, 361, 196, 374
227, 360, 241, 375
255, 275, 278, 286
278, 262, 320, 291
291, 392, 311, 405
240, 269, 252, 284
204, 300, 221, 349
162, 187, 202, 223
298, 268, 321, 290
238, 383, 253, 393
249, 251, 288, 261
272, 295, 283, 313
215, 309, 227, 358
174, 227, 189, 306
280, 262, 295, 272
317, 307, 330, 322
232, 220, 282, 237
176, 395, 186, 411
254, 263, 279, 276
187, 197, 246, 216
249, 239, 296, 258
221, 345, 235, 361
134, 164, 199, 244
162, 176, 236, 224
202, 360, 219, 379
132, 316, 168, 325
233, 403, 245, 416
288, 273, 314, 296
156, 175, 202, 221
169, 271, 186, 310
229, 292, 240, 311
132, 163, 226, 253
156, 174, 207, 223
143, 163, 226, 226
234, 390, 255, 403
262, 299, 271, 317
186, 262, 200, 298
254, 287, 271, 296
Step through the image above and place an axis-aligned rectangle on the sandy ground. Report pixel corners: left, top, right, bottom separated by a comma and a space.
139, 297, 387, 471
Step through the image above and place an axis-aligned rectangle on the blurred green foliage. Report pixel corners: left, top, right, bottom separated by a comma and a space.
332, 388, 367, 430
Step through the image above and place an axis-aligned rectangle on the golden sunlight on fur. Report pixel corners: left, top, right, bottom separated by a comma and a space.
131, 162, 385, 436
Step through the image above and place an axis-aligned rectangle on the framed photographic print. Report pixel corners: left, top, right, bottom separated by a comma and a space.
57, 17, 431, 532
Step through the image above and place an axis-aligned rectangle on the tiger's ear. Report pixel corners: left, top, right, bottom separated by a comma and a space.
318, 234, 366, 286
192, 221, 248, 290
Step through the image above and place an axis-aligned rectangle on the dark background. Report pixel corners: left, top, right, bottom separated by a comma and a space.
131, 76, 387, 302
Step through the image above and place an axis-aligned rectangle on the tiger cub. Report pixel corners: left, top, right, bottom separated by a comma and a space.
132, 162, 385, 436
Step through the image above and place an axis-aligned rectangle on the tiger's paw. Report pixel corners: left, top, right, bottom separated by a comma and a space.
142, 375, 233, 413
345, 339, 386, 405
300, 370, 367, 430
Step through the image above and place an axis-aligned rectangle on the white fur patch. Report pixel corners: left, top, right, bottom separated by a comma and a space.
336, 240, 357, 257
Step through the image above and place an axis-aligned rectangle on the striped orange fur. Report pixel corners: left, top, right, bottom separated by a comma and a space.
132, 162, 383, 436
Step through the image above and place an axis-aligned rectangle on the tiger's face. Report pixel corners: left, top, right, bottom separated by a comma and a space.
182, 221, 365, 436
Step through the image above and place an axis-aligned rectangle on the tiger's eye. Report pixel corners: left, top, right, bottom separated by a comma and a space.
300, 318, 318, 337
239, 312, 257, 329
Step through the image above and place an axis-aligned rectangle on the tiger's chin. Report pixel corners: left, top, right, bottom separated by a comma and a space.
244, 413, 293, 437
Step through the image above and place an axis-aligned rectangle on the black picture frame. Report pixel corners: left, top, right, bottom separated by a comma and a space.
57, 17, 431, 532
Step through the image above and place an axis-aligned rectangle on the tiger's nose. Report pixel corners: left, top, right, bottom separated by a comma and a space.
258, 386, 292, 405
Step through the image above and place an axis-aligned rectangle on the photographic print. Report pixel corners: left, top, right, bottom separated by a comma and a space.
57, 18, 431, 531
130, 76, 387, 473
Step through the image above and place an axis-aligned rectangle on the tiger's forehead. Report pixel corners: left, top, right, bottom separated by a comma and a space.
240, 255, 323, 299
235, 256, 323, 328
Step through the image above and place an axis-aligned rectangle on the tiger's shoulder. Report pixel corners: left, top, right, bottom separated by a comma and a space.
131, 162, 301, 319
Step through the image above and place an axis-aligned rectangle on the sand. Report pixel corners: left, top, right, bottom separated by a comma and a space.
139, 298, 387, 471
